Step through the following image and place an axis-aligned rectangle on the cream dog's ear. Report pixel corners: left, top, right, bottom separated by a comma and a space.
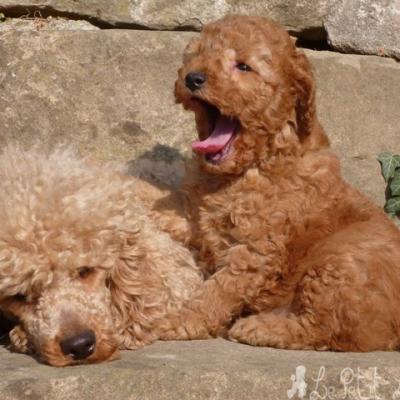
107, 233, 162, 350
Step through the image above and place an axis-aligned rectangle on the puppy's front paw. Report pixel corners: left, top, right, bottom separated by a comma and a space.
229, 314, 309, 349
228, 316, 261, 345
157, 310, 212, 341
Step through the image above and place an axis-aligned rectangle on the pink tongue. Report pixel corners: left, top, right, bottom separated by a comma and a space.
192, 115, 237, 154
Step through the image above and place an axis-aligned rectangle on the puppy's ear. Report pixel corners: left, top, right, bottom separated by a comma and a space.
183, 37, 201, 64
290, 50, 330, 150
291, 49, 317, 142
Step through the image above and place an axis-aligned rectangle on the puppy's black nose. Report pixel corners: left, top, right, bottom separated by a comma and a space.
60, 329, 96, 360
185, 72, 206, 91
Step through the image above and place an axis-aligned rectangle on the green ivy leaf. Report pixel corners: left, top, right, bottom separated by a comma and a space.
390, 171, 400, 196
378, 152, 400, 182
384, 196, 400, 217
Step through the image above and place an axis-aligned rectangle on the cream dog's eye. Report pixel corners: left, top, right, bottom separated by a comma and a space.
78, 266, 95, 279
11, 293, 27, 302
236, 62, 252, 72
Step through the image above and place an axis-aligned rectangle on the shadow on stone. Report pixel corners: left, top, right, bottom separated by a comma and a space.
0, 311, 15, 345
127, 144, 186, 190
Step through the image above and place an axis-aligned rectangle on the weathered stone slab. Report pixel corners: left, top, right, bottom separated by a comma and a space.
0, 30, 399, 205
0, 30, 195, 162
325, 0, 400, 60
1, 339, 400, 400
0, 0, 329, 36
307, 49, 400, 204
2, 1, 400, 59
126, 0, 329, 36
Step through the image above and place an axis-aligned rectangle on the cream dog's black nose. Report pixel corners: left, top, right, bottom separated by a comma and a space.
185, 72, 206, 91
60, 329, 96, 360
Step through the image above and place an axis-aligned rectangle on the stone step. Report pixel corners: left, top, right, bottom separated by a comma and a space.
0, 29, 399, 204
1, 339, 400, 400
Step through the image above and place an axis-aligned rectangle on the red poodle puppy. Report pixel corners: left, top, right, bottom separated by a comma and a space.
158, 15, 400, 351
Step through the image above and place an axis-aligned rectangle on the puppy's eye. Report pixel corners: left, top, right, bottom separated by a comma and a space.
78, 266, 95, 279
236, 63, 252, 72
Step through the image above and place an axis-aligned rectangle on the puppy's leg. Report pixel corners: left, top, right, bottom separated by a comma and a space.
232, 221, 400, 351
228, 313, 321, 349
157, 272, 242, 340
158, 244, 291, 340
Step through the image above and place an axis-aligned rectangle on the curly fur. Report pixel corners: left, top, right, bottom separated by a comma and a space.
0, 145, 202, 366
157, 15, 400, 352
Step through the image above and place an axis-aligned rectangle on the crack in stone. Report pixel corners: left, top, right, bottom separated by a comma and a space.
289, 27, 331, 51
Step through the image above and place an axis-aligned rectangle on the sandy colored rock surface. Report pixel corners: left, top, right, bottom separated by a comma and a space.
0, 0, 329, 36
2, 339, 400, 400
1, 30, 399, 204
325, 0, 400, 60
308, 49, 400, 204
126, 0, 329, 36
0, 30, 194, 162
1, 1, 399, 59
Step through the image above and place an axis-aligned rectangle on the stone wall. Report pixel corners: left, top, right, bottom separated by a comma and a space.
1, 0, 399, 57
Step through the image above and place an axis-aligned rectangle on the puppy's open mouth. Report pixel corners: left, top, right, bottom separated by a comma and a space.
191, 101, 240, 164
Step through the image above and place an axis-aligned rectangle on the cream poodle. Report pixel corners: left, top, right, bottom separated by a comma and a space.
0, 145, 202, 366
